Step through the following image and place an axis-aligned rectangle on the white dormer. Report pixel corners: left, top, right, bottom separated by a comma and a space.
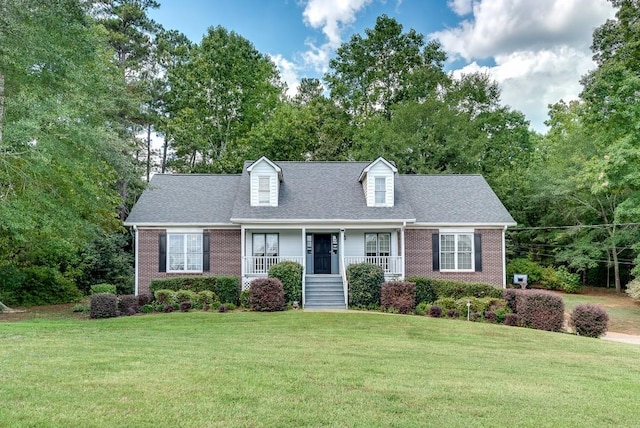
247, 156, 282, 207
358, 157, 397, 207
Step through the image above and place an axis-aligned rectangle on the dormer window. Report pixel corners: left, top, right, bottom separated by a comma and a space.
375, 177, 386, 204
258, 176, 270, 205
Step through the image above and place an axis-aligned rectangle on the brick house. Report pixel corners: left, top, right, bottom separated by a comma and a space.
124, 157, 516, 309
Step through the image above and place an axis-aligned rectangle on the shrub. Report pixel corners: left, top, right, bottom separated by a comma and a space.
495, 308, 509, 324
503, 289, 518, 312
163, 304, 174, 313
91, 283, 117, 295
381, 281, 416, 314
626, 279, 640, 301
239, 289, 251, 308
249, 278, 285, 312
447, 309, 460, 318
504, 313, 519, 326
556, 266, 580, 293
149, 276, 239, 304
516, 290, 565, 332
431, 279, 503, 300
406, 276, 437, 304
90, 293, 118, 319
180, 301, 192, 312
506, 258, 544, 284
540, 266, 561, 290
154, 289, 176, 305
484, 311, 497, 322
218, 304, 229, 313
347, 263, 384, 308
429, 305, 443, 317
175, 289, 197, 303
570, 304, 609, 338
455, 297, 491, 315
137, 294, 152, 307
0, 265, 82, 306
118, 294, 139, 315
141, 304, 154, 314
226, 303, 237, 310
415, 301, 429, 316
196, 290, 218, 307
268, 261, 303, 304
433, 297, 456, 312
72, 304, 89, 314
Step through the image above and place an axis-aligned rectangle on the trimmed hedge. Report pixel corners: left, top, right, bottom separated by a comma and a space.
91, 283, 117, 294
0, 265, 82, 307
90, 293, 118, 319
515, 290, 565, 332
249, 278, 285, 312
380, 281, 416, 314
347, 263, 384, 308
149, 275, 239, 304
406, 276, 437, 304
118, 294, 139, 315
570, 304, 609, 338
154, 289, 176, 305
268, 261, 303, 303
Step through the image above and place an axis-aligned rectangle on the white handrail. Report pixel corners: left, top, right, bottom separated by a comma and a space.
242, 256, 304, 275
343, 256, 402, 275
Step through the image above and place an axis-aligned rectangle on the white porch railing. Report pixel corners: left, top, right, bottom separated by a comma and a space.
343, 256, 403, 275
243, 256, 304, 275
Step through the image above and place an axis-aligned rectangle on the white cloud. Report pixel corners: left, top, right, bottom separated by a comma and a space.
271, 53, 301, 97
300, 0, 373, 72
432, 0, 615, 131
447, 0, 473, 16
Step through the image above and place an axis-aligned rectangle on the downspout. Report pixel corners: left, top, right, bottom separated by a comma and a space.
301, 227, 306, 308
133, 225, 139, 296
340, 228, 348, 308
502, 225, 507, 288
401, 221, 406, 280
240, 226, 246, 288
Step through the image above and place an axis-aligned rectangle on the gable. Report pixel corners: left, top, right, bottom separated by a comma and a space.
359, 157, 397, 207
247, 157, 281, 207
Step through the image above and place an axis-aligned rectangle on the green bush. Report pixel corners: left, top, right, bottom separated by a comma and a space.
433, 297, 456, 312
90, 293, 118, 319
149, 276, 239, 304
570, 304, 609, 338
347, 263, 384, 308
141, 304, 154, 313
406, 276, 437, 304
154, 289, 176, 305
196, 290, 218, 308
72, 304, 90, 314
0, 265, 82, 307
380, 281, 416, 314
249, 278, 285, 311
268, 261, 303, 304
90, 283, 117, 294
540, 267, 561, 290
506, 258, 544, 284
626, 279, 640, 301
556, 266, 580, 293
175, 289, 197, 303
431, 279, 503, 300
239, 289, 251, 308
414, 301, 429, 316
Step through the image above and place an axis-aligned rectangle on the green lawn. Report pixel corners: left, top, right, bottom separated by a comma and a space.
2, 311, 640, 427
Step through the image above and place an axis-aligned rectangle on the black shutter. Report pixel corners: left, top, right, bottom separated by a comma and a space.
474, 233, 482, 272
159, 233, 167, 272
432, 233, 440, 271
203, 232, 210, 272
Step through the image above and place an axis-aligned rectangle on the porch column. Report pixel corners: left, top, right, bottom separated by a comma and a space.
301, 227, 306, 306
240, 226, 246, 284
400, 223, 406, 280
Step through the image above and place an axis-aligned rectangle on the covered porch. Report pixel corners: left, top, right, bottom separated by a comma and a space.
240, 225, 406, 308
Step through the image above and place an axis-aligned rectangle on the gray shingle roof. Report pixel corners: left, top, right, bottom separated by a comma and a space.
124, 174, 241, 225
125, 162, 515, 226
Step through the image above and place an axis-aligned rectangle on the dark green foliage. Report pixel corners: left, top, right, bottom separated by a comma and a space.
570, 304, 609, 338
406, 276, 437, 304
516, 290, 565, 332
175, 289, 197, 303
118, 294, 139, 314
347, 263, 384, 308
75, 232, 134, 295
239, 289, 251, 308
556, 266, 580, 293
91, 283, 116, 295
431, 279, 503, 300
90, 293, 118, 319
268, 261, 303, 303
149, 275, 239, 304
0, 265, 82, 306
154, 289, 176, 305
433, 297, 456, 312
249, 278, 285, 312
196, 290, 217, 307
380, 281, 416, 314
506, 258, 544, 284
141, 304, 154, 313
429, 305, 442, 317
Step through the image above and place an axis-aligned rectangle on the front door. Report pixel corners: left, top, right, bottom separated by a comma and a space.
314, 234, 331, 274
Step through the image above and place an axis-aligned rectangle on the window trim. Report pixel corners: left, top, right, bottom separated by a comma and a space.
439, 232, 474, 272
365, 232, 391, 257
252, 233, 279, 257
167, 232, 204, 273
257, 176, 271, 205
374, 177, 386, 205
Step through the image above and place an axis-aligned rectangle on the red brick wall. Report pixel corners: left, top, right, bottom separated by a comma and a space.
405, 228, 504, 286
136, 228, 241, 296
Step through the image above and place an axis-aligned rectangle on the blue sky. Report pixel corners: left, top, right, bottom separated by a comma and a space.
149, 0, 615, 132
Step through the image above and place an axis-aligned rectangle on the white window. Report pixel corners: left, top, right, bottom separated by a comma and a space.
253, 233, 279, 272
440, 233, 473, 271
374, 177, 386, 204
365, 233, 390, 257
258, 176, 270, 204
168, 233, 203, 272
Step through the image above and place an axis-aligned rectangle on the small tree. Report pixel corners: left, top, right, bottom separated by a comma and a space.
347, 263, 384, 308
268, 261, 303, 303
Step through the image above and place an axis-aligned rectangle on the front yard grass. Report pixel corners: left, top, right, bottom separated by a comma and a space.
1, 311, 640, 427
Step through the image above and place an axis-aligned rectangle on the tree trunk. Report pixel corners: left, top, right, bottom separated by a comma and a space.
146, 123, 151, 182
612, 246, 621, 293
0, 73, 4, 143
161, 135, 168, 173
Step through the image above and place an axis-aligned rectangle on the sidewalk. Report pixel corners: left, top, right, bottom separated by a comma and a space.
602, 332, 640, 345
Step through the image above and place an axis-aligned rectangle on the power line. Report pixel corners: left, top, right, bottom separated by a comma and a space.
509, 223, 640, 231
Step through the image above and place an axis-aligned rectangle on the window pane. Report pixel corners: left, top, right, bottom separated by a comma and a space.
168, 235, 184, 271
458, 252, 472, 270
378, 233, 390, 255
258, 177, 270, 203
375, 177, 385, 204
458, 235, 472, 252
186, 253, 202, 271
266, 234, 278, 256
441, 253, 455, 270
365, 233, 377, 256
253, 234, 265, 256
440, 235, 455, 252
